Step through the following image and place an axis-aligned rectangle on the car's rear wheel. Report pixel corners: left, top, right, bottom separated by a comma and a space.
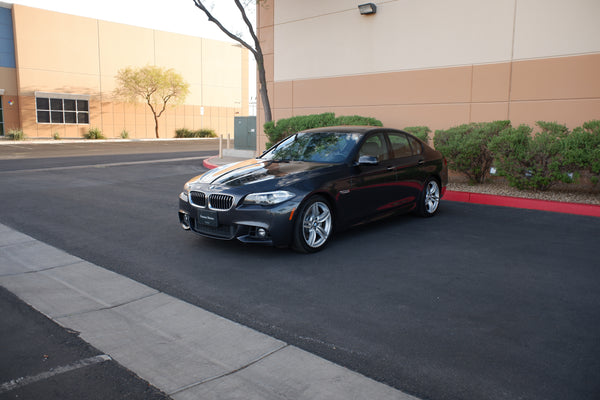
293, 195, 333, 253
417, 178, 441, 217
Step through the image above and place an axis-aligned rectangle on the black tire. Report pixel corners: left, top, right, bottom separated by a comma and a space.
292, 195, 334, 253
416, 178, 441, 217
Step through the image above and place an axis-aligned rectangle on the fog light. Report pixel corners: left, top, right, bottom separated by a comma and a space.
180, 213, 191, 230
257, 228, 267, 238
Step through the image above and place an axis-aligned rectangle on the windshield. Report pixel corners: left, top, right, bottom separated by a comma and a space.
261, 131, 362, 163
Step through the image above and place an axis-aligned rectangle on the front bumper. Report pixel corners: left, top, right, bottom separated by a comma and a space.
178, 196, 301, 247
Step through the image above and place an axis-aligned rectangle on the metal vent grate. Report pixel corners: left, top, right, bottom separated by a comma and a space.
190, 191, 206, 207
209, 194, 233, 210
194, 223, 236, 239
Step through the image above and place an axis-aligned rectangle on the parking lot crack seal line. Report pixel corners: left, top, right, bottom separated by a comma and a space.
168, 343, 290, 396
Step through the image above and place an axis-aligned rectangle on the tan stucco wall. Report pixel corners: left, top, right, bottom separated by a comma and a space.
273, 0, 600, 81
7, 4, 249, 139
257, 0, 600, 149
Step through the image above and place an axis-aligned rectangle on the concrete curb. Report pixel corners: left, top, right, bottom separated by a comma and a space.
443, 190, 600, 218
202, 155, 221, 170
202, 156, 600, 218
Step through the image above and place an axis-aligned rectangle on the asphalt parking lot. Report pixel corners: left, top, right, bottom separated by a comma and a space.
0, 285, 169, 400
1, 141, 599, 400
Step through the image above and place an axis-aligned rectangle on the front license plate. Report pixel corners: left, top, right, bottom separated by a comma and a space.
197, 209, 218, 227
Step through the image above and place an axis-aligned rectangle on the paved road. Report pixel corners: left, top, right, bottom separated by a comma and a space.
1, 142, 599, 400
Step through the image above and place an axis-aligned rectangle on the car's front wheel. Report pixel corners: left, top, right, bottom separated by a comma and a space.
416, 178, 441, 217
292, 195, 333, 253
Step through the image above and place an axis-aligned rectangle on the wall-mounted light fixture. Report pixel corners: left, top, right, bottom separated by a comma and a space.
358, 3, 377, 15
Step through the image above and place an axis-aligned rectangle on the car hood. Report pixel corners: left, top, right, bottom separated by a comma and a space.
193, 158, 338, 187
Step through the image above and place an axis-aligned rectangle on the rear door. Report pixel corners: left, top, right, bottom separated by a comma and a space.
386, 131, 426, 209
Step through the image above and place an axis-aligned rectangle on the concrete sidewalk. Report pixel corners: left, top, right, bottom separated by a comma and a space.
0, 223, 418, 400
203, 148, 257, 170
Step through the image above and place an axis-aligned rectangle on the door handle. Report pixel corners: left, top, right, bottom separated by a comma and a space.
387, 166, 396, 171
417, 159, 425, 166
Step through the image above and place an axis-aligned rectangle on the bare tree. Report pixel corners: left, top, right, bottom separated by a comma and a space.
192, 0, 272, 123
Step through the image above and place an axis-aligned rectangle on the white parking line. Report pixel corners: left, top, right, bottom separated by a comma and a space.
0, 156, 207, 174
0, 355, 112, 394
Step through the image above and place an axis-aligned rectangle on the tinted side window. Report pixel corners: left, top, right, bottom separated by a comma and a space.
388, 133, 412, 159
407, 136, 423, 155
359, 133, 389, 162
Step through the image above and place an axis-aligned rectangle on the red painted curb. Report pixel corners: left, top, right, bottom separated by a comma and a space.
203, 158, 599, 218
444, 190, 600, 218
202, 156, 219, 170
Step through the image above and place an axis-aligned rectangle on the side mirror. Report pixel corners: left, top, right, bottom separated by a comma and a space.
357, 155, 379, 166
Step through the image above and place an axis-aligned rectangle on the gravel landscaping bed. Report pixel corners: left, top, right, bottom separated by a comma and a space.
447, 180, 600, 205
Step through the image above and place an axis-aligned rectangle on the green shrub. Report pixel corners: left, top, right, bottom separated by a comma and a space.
264, 113, 335, 148
53, 132, 60, 140
563, 120, 600, 185
433, 120, 510, 184
335, 115, 382, 127
175, 128, 192, 138
84, 127, 105, 140
264, 113, 382, 149
7, 129, 25, 141
120, 130, 129, 139
403, 126, 431, 142
175, 128, 217, 138
489, 122, 572, 191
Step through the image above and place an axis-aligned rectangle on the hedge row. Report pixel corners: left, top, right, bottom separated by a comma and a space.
263, 113, 382, 148
433, 120, 600, 191
261, 114, 598, 191
175, 128, 217, 138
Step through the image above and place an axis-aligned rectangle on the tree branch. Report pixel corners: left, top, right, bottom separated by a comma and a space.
192, 0, 258, 59
191, 0, 272, 123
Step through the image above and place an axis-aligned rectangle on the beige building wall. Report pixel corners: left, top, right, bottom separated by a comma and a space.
7, 4, 249, 139
257, 0, 600, 149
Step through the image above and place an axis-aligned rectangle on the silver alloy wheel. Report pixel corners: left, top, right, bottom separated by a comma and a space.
302, 201, 332, 248
424, 180, 440, 214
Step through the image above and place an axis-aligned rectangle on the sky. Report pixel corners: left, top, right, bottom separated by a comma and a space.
7, 0, 257, 98
7, 0, 255, 42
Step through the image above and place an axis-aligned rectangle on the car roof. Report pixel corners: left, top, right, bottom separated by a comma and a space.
301, 126, 392, 135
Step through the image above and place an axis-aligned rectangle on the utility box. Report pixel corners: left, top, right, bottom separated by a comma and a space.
234, 116, 256, 151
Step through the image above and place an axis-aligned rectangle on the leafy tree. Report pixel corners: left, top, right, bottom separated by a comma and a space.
115, 66, 190, 139
191, 0, 272, 124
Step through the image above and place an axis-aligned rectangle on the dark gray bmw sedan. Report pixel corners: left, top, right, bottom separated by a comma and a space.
178, 126, 448, 252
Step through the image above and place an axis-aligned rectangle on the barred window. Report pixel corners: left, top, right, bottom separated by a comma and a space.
35, 93, 89, 124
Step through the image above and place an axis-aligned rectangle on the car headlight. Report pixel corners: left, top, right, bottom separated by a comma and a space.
180, 182, 192, 201
244, 190, 295, 205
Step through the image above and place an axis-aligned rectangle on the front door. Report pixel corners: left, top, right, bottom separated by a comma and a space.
342, 132, 398, 224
